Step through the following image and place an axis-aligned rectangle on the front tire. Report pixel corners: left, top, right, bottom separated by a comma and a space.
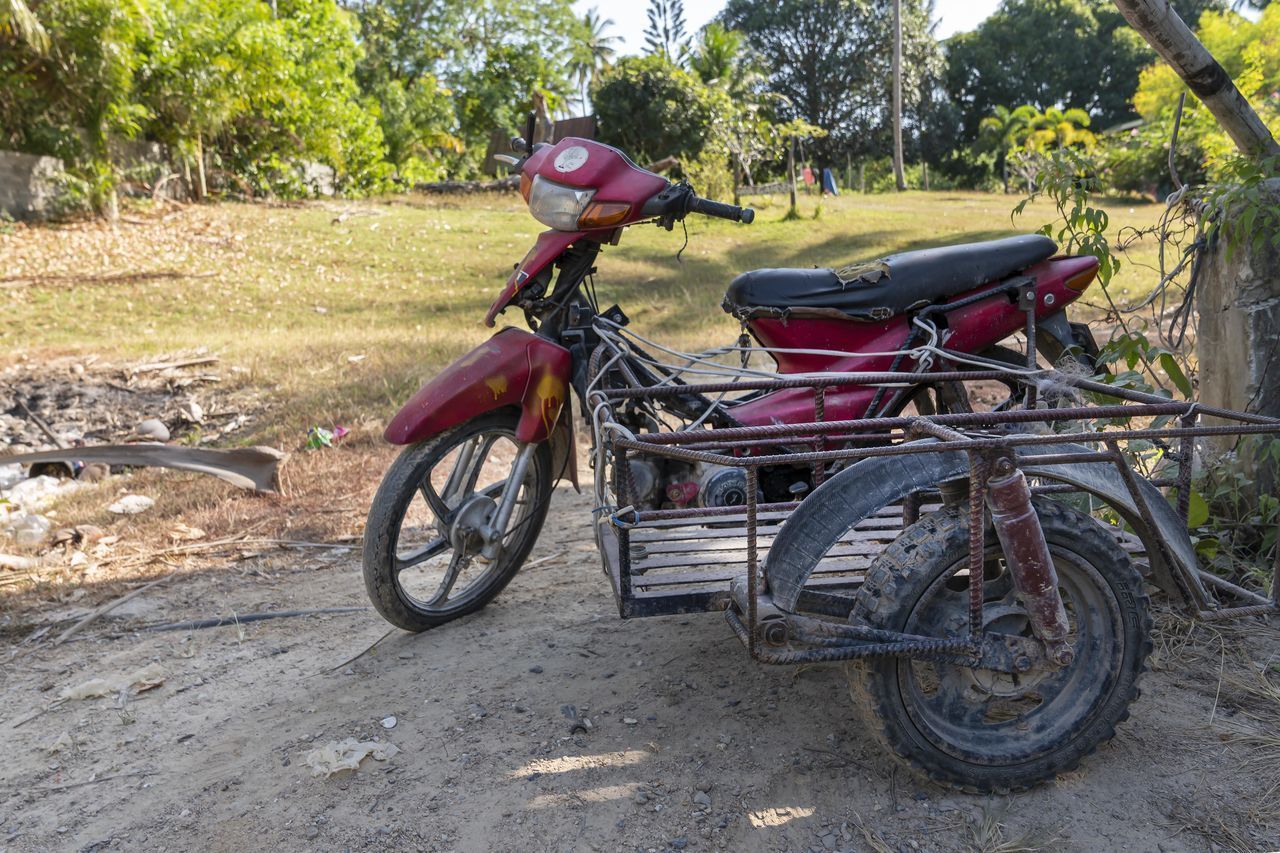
363, 411, 553, 632
849, 500, 1151, 791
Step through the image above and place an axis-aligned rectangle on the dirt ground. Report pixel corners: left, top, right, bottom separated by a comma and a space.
2, 470, 1279, 853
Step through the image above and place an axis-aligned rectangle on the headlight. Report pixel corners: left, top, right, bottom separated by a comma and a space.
527, 175, 595, 231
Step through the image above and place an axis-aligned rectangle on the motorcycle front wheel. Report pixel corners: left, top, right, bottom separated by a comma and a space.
363, 411, 553, 632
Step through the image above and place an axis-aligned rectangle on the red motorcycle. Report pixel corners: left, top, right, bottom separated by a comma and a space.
356, 130, 1280, 792
363, 131, 1102, 635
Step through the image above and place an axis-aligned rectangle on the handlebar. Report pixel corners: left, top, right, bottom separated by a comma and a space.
640, 183, 754, 226
688, 195, 755, 224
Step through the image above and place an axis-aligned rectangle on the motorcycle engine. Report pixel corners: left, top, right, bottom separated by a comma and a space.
697, 464, 758, 508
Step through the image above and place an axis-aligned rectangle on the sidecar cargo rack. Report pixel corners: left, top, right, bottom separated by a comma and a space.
616, 501, 1148, 616
588, 363, 1280, 635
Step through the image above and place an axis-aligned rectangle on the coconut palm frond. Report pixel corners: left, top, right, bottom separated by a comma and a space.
3, 0, 50, 55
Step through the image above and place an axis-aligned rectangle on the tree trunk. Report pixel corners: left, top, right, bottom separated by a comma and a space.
195, 136, 207, 201
1110, 0, 1279, 158
891, 0, 906, 192
787, 137, 798, 218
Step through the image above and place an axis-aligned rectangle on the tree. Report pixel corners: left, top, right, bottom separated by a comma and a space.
0, 0, 151, 215
721, 0, 941, 162
688, 22, 757, 96
1, 0, 48, 53
1125, 1, 1280, 159
570, 8, 619, 112
1024, 106, 1096, 150
977, 104, 1037, 191
643, 0, 687, 64
891, 0, 906, 191
345, 0, 584, 176
592, 54, 725, 163
1112, 0, 1280, 458
944, 0, 1225, 144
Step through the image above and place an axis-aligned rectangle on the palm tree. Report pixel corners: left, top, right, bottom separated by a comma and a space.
688, 22, 760, 97
571, 8, 620, 114
977, 104, 1037, 192
1026, 107, 1096, 151
643, 0, 687, 64
1, 0, 49, 54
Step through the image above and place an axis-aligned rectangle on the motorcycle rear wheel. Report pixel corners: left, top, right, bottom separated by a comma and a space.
848, 500, 1151, 792
363, 411, 553, 632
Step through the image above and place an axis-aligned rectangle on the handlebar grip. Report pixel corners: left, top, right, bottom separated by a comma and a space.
688, 195, 755, 224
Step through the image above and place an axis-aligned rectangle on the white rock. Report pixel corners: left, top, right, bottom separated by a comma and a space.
135, 419, 170, 441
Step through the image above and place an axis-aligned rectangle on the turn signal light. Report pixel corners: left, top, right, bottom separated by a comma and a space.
520, 172, 532, 202
1065, 269, 1098, 292
578, 201, 631, 229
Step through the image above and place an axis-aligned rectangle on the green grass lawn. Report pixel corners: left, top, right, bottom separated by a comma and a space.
2, 189, 1167, 442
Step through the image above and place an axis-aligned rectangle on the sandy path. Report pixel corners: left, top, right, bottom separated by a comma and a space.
1, 485, 1276, 853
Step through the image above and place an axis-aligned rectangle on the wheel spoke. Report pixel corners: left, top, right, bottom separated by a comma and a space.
439, 437, 480, 506
427, 549, 470, 606
395, 536, 449, 573
419, 479, 450, 521
458, 435, 501, 498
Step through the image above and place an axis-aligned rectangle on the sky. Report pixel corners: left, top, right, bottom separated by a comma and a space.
571, 0, 1004, 53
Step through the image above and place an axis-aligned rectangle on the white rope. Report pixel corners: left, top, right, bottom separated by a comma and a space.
590, 316, 1044, 390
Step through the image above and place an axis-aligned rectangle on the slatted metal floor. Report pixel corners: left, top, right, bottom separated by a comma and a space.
624, 503, 1147, 603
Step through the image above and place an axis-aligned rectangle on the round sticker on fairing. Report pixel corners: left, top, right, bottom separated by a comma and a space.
553, 145, 589, 173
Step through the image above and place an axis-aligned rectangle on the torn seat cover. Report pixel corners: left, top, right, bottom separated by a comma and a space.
721, 234, 1057, 322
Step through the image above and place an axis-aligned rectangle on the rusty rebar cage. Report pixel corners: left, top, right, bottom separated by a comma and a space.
586, 362, 1280, 666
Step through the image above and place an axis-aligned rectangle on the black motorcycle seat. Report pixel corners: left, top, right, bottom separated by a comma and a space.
722, 234, 1058, 322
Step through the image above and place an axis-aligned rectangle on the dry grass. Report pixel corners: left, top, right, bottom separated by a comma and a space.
2, 190, 1169, 443
963, 808, 1063, 853
0, 189, 1170, 616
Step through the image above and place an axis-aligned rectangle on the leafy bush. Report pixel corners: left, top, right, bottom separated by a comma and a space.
593, 55, 728, 164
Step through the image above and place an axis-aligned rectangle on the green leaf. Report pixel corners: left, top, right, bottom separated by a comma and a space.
1159, 353, 1192, 398
1186, 488, 1210, 529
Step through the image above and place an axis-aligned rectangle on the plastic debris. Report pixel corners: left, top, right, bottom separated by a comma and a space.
6, 475, 70, 510
305, 426, 349, 450
108, 495, 155, 515
303, 738, 400, 777
58, 663, 167, 701
5, 444, 287, 493
8, 512, 51, 547
380, 715, 397, 729
0, 464, 24, 490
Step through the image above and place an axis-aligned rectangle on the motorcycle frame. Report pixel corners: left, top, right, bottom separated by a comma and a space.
587, 364, 1280, 670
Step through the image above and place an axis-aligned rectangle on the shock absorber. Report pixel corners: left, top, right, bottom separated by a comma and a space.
984, 456, 1075, 667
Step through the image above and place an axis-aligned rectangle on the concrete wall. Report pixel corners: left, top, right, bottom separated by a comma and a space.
0, 151, 65, 221
1197, 179, 1280, 420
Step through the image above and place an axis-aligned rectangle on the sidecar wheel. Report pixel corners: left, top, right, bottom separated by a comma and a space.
363, 411, 553, 632
848, 500, 1151, 792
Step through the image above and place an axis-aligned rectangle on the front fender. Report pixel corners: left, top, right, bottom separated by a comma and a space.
764, 440, 1202, 612
385, 327, 572, 447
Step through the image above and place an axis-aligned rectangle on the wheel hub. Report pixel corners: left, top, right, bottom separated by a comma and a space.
967, 603, 1051, 697
449, 494, 498, 555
